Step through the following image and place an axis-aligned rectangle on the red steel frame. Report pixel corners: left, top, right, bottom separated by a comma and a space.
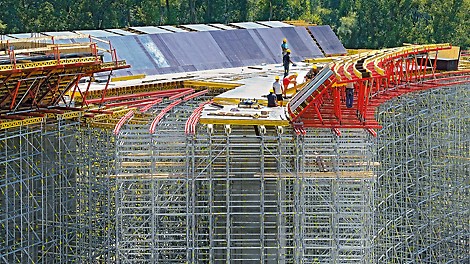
0, 38, 128, 117
288, 44, 470, 136
89, 88, 209, 135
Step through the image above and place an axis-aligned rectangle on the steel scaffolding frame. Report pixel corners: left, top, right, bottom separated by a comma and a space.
0, 118, 79, 263
76, 125, 116, 263
1, 84, 468, 263
109, 93, 375, 264
374, 85, 469, 263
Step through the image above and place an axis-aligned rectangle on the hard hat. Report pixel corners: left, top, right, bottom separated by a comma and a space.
293, 72, 298, 76
286, 49, 291, 53
283, 38, 287, 43
312, 65, 317, 70
270, 89, 274, 93
275, 75, 280, 80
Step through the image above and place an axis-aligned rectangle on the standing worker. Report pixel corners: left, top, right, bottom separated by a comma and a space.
273, 76, 283, 106
283, 49, 296, 77
345, 82, 354, 108
281, 38, 288, 56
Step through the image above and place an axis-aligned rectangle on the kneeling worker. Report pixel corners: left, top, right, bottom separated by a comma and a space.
305, 65, 319, 82
273, 76, 284, 106
267, 89, 277, 107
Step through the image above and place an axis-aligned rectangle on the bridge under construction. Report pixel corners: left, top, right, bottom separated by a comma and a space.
0, 22, 469, 263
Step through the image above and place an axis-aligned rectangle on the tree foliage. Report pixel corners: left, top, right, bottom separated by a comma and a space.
0, 0, 468, 49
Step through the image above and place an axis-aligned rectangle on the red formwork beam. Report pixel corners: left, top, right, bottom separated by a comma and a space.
104, 96, 164, 108
113, 110, 135, 135
183, 89, 209, 101
168, 88, 194, 100
149, 99, 183, 134
185, 100, 212, 135
85, 88, 191, 104
138, 98, 164, 112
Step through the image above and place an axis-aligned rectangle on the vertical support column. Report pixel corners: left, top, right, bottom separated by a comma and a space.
293, 133, 303, 262
114, 133, 121, 264
224, 126, 231, 263
362, 79, 372, 121
150, 134, 156, 263
208, 131, 214, 263
333, 86, 342, 123
186, 134, 196, 263
357, 81, 365, 120
259, 129, 265, 263
276, 127, 286, 263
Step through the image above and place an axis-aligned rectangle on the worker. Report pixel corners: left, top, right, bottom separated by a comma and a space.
314, 151, 328, 172
283, 49, 296, 77
305, 65, 319, 82
346, 82, 354, 108
281, 38, 288, 56
272, 76, 283, 106
282, 73, 298, 98
267, 89, 277, 107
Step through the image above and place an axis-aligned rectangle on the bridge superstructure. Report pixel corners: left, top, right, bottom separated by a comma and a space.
0, 31, 468, 264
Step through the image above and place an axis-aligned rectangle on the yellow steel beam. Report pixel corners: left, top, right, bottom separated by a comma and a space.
111, 74, 146, 82
200, 117, 289, 126
183, 80, 241, 90
57, 111, 84, 120
0, 57, 97, 72
84, 107, 135, 125
100, 61, 128, 70
78, 80, 184, 100
0, 117, 44, 130
303, 57, 336, 63
212, 97, 245, 105
86, 121, 115, 129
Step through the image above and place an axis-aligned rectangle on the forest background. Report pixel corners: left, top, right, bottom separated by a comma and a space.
0, 0, 468, 49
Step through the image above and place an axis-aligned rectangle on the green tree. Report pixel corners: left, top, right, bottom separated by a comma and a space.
0, 0, 467, 49
0, 20, 6, 34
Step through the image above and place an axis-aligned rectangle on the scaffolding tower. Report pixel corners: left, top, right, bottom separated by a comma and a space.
374, 85, 469, 263
1, 85, 468, 263
81, 85, 467, 263
110, 118, 375, 262
0, 118, 80, 263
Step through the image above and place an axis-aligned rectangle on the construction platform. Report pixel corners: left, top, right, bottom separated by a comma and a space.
0, 22, 469, 264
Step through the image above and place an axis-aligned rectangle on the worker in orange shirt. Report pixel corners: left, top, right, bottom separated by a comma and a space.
282, 72, 298, 98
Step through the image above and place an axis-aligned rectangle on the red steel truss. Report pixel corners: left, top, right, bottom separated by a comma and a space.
0, 37, 128, 118
287, 44, 470, 135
